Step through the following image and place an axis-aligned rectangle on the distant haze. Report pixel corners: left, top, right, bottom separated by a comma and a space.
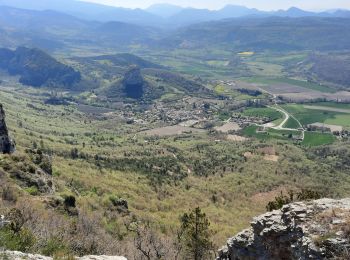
80, 0, 350, 11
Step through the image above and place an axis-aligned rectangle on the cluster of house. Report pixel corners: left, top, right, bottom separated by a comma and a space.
119, 98, 218, 126
231, 114, 272, 128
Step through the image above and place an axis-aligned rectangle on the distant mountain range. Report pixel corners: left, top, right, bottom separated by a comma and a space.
0, 3, 350, 53
162, 17, 350, 52
0, 0, 349, 27
0, 6, 160, 50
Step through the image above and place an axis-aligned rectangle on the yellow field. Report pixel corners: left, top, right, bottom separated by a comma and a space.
238, 51, 255, 56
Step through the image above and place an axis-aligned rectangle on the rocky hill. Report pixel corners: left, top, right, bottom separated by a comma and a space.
121, 66, 145, 99
0, 47, 81, 88
218, 198, 350, 260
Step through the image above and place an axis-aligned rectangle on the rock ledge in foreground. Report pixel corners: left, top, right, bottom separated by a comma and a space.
218, 198, 350, 260
0, 251, 127, 260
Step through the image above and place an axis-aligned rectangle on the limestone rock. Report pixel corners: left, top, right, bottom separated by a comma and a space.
0, 104, 15, 154
0, 251, 51, 260
122, 66, 144, 99
0, 215, 10, 228
218, 198, 350, 260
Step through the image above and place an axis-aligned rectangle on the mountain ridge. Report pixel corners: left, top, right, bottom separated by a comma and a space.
0, 0, 349, 27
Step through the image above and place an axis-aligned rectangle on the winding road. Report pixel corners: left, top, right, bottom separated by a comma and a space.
265, 105, 305, 140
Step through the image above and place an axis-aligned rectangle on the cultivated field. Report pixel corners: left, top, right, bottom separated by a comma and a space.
215, 122, 241, 133
141, 125, 206, 136
283, 103, 350, 128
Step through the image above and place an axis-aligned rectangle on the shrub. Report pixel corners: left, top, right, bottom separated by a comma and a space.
25, 186, 39, 196
266, 192, 292, 211
0, 226, 36, 252
266, 189, 323, 211
42, 237, 69, 257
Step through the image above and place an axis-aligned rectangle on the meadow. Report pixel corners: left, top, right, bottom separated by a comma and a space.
242, 125, 301, 141
241, 107, 283, 122
282, 103, 350, 128
302, 132, 337, 147
242, 77, 335, 93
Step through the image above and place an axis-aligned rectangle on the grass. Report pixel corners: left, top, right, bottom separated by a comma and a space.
241, 107, 283, 121
283, 104, 336, 125
284, 116, 301, 129
302, 132, 336, 146
283, 104, 350, 128
214, 85, 259, 100
325, 115, 350, 128
245, 62, 284, 77
242, 125, 300, 141
242, 77, 336, 93
238, 51, 255, 56
308, 102, 350, 110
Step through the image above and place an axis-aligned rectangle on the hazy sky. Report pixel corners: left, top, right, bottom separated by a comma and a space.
80, 0, 350, 11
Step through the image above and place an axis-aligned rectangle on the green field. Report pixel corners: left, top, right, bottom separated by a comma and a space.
282, 104, 350, 128
284, 116, 301, 129
241, 107, 283, 122
308, 102, 350, 110
325, 115, 350, 127
214, 85, 262, 100
242, 125, 301, 141
242, 77, 336, 93
302, 132, 337, 146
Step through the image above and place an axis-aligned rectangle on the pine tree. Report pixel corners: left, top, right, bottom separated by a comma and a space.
179, 207, 213, 260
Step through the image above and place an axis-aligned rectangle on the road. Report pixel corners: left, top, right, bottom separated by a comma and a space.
266, 105, 305, 140
230, 81, 305, 140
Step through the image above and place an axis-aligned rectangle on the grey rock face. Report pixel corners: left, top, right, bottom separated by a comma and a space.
0, 215, 10, 228
0, 104, 15, 154
122, 66, 144, 99
218, 198, 350, 260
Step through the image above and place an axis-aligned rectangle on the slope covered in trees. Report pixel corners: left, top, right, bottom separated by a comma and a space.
0, 47, 81, 88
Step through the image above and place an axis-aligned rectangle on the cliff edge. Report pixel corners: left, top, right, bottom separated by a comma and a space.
218, 198, 350, 260
0, 251, 127, 260
0, 104, 15, 153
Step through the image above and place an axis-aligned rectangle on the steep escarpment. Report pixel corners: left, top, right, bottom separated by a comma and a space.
0, 47, 81, 88
122, 66, 145, 99
0, 104, 15, 154
218, 198, 350, 260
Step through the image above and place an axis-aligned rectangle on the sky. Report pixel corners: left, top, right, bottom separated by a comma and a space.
80, 0, 350, 11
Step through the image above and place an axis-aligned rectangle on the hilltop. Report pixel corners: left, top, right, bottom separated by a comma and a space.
0, 47, 81, 88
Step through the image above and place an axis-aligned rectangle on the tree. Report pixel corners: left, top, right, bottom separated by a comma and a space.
129, 221, 168, 260
179, 207, 213, 260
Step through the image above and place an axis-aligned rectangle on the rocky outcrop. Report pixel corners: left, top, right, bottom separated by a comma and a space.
0, 215, 10, 228
218, 198, 350, 260
0, 251, 127, 260
0, 104, 15, 154
122, 66, 144, 99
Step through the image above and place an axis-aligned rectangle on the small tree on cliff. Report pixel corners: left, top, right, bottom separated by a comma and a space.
179, 207, 213, 260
